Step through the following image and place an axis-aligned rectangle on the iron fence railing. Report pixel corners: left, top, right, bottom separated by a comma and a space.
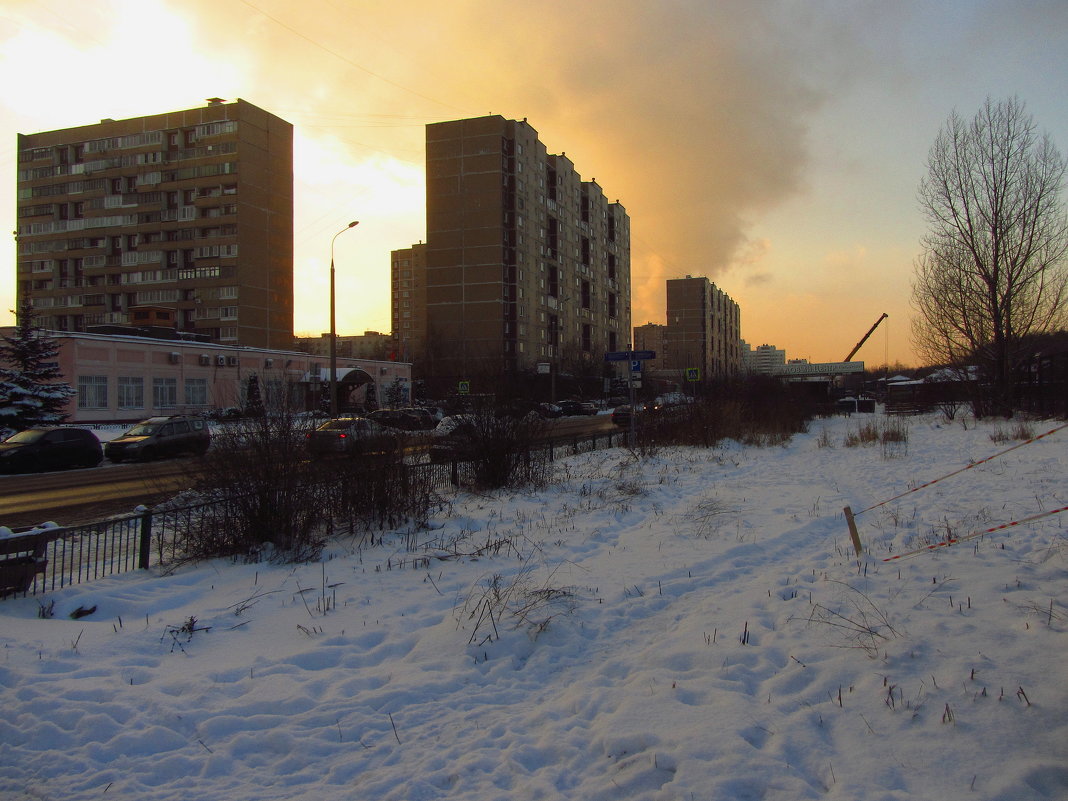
0, 428, 627, 600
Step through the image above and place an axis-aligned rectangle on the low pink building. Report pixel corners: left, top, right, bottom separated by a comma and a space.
5, 330, 412, 424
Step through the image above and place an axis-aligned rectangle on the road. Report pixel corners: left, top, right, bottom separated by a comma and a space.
0, 459, 199, 529
0, 414, 618, 530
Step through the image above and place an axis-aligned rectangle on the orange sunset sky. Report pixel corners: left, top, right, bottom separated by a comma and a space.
2, 0, 1066, 366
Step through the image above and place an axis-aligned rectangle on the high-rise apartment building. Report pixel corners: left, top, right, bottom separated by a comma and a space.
16, 99, 293, 349
633, 323, 667, 372
742, 341, 787, 375
664, 276, 741, 380
423, 115, 630, 383
390, 242, 427, 363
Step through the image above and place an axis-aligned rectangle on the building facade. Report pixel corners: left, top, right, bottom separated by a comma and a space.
633, 323, 667, 372
2, 329, 411, 425
423, 115, 631, 386
663, 276, 741, 380
15, 99, 294, 349
390, 242, 428, 363
742, 342, 787, 375
293, 331, 391, 361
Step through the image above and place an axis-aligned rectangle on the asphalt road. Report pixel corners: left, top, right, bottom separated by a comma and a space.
0, 459, 198, 529
0, 414, 618, 530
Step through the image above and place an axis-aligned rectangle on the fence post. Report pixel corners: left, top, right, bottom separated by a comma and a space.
843, 506, 862, 556
138, 508, 154, 570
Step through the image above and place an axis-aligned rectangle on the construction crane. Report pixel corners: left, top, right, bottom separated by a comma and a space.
844, 313, 888, 362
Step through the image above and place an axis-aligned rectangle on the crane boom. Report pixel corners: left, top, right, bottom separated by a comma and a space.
844, 313, 888, 362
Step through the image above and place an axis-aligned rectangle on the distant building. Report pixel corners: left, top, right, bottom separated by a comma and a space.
2, 328, 411, 424
742, 342, 787, 375
390, 243, 427, 363
293, 331, 391, 361
422, 115, 631, 385
15, 99, 294, 349
663, 276, 741, 380
633, 323, 667, 372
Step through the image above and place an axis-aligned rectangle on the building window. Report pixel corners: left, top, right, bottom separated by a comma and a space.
153, 377, 177, 409
77, 375, 108, 409
581, 280, 591, 310
118, 376, 144, 409
185, 378, 208, 406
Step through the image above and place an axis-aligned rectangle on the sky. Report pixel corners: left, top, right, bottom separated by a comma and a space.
1, 0, 1067, 366
2, 412, 1067, 798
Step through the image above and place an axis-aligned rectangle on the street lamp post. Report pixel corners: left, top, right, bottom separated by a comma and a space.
329, 220, 359, 418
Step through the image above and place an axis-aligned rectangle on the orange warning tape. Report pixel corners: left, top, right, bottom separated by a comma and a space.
856, 423, 1067, 516
882, 505, 1068, 561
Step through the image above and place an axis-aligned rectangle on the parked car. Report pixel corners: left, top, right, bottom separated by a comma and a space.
0, 427, 103, 473
368, 408, 435, 432
398, 407, 440, 431
428, 415, 480, 463
104, 416, 211, 462
305, 416, 401, 459
538, 402, 563, 419
611, 403, 646, 427
556, 399, 598, 416
418, 405, 446, 423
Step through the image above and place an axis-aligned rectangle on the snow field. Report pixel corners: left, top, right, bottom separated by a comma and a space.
0, 412, 1065, 800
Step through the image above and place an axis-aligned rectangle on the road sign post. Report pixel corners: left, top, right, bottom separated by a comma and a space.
604, 350, 656, 448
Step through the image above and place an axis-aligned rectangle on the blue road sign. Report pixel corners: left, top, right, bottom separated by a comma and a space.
605, 350, 656, 362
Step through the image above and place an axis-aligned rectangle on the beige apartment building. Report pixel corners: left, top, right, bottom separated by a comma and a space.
422, 115, 631, 386
663, 276, 741, 381
293, 331, 392, 361
15, 99, 294, 349
391, 242, 428, 363
742, 341, 787, 374
633, 323, 668, 372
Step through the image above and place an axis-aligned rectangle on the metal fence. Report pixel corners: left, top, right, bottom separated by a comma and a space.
0, 428, 626, 600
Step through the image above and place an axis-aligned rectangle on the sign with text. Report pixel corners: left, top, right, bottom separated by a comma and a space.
605, 350, 656, 362
771, 362, 865, 376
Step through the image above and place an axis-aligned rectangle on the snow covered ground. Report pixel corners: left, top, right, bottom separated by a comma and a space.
1, 411, 1066, 800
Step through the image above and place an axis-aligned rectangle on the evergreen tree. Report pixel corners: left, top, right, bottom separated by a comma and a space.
0, 299, 76, 432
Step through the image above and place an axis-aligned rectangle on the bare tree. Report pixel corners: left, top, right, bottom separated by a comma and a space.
912, 97, 1068, 416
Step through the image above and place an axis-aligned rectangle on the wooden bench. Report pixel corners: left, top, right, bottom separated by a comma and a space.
0, 532, 51, 597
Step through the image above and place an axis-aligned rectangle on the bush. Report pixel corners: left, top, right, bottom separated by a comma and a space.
457, 405, 552, 490
181, 411, 328, 562
630, 378, 816, 449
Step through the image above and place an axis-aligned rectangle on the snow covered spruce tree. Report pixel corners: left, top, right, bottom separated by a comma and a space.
0, 299, 76, 434
912, 97, 1068, 417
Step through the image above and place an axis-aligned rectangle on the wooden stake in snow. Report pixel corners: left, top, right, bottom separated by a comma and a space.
844, 506, 863, 556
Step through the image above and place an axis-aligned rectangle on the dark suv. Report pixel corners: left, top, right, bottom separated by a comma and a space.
0, 427, 103, 473
104, 416, 211, 462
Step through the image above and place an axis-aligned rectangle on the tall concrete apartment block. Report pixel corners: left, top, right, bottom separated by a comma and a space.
424, 115, 630, 381
664, 276, 741, 380
391, 242, 427, 363
16, 99, 293, 349
633, 322, 667, 372
741, 341, 787, 375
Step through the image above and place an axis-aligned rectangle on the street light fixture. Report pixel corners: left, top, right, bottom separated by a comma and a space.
329, 220, 359, 418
